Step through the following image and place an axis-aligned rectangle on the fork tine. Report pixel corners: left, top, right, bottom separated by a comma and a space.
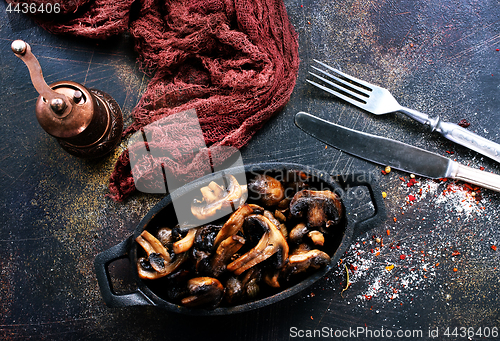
308, 71, 368, 104
312, 59, 374, 90
310, 65, 371, 97
306, 78, 370, 110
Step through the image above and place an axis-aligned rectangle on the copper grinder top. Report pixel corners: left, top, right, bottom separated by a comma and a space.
11, 40, 96, 139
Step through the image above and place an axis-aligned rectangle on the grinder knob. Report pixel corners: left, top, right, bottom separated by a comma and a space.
11, 40, 123, 158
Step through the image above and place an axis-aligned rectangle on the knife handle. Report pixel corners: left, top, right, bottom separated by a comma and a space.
449, 162, 500, 192
400, 107, 500, 163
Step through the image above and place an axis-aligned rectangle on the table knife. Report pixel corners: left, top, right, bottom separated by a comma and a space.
294, 112, 500, 192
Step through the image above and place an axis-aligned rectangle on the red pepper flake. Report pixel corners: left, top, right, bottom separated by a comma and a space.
451, 251, 460, 256
375, 251, 380, 256
407, 178, 417, 187
435, 262, 440, 267
453, 267, 458, 272
408, 194, 416, 201
386, 229, 391, 236
350, 264, 358, 271
310, 292, 315, 297
381, 170, 387, 175
364, 295, 372, 301
310, 316, 314, 320
400, 254, 406, 260
492, 245, 497, 251
458, 119, 470, 128
300, 4, 303, 7
480, 166, 485, 171
393, 217, 397, 222
497, 48, 500, 51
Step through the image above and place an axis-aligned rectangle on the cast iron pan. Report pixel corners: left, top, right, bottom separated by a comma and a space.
94, 162, 386, 315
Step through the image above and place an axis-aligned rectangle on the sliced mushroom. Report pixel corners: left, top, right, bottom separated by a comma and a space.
283, 249, 331, 280
308, 230, 325, 246
136, 230, 171, 273
213, 204, 255, 247
211, 235, 246, 277
290, 190, 343, 231
191, 175, 244, 220
263, 210, 287, 238
248, 174, 285, 206
137, 252, 188, 280
227, 215, 289, 276
180, 277, 225, 308
136, 230, 190, 279
173, 228, 197, 254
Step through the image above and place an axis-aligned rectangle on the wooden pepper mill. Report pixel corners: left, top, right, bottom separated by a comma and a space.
11, 40, 123, 158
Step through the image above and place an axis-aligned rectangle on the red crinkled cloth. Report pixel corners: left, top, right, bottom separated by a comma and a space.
18, 0, 300, 201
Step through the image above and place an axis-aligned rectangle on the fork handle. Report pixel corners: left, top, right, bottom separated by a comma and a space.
400, 107, 500, 163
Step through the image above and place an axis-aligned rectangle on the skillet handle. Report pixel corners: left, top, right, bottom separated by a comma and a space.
94, 236, 154, 307
335, 173, 387, 237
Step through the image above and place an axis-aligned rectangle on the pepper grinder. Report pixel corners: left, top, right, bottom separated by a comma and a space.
11, 40, 123, 158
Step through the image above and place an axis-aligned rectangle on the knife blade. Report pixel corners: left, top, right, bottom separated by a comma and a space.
294, 112, 500, 192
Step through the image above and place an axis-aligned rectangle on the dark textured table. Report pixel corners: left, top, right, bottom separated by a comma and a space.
1, 1, 499, 340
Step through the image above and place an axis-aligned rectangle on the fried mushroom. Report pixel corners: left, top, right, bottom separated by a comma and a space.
248, 174, 285, 206
136, 230, 188, 279
290, 190, 343, 231
213, 204, 255, 248
283, 249, 331, 281
227, 215, 289, 276
191, 175, 245, 220
180, 277, 225, 308
211, 235, 246, 277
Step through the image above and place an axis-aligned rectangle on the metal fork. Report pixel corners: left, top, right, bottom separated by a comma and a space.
307, 59, 500, 164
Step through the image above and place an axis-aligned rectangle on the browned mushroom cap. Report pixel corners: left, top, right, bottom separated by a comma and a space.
227, 215, 289, 276
181, 277, 225, 308
213, 204, 255, 247
211, 235, 246, 277
224, 268, 262, 304
289, 190, 343, 231
248, 174, 285, 206
191, 175, 245, 220
284, 249, 331, 280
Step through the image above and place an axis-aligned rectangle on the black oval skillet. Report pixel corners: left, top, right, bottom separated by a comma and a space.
94, 162, 386, 315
